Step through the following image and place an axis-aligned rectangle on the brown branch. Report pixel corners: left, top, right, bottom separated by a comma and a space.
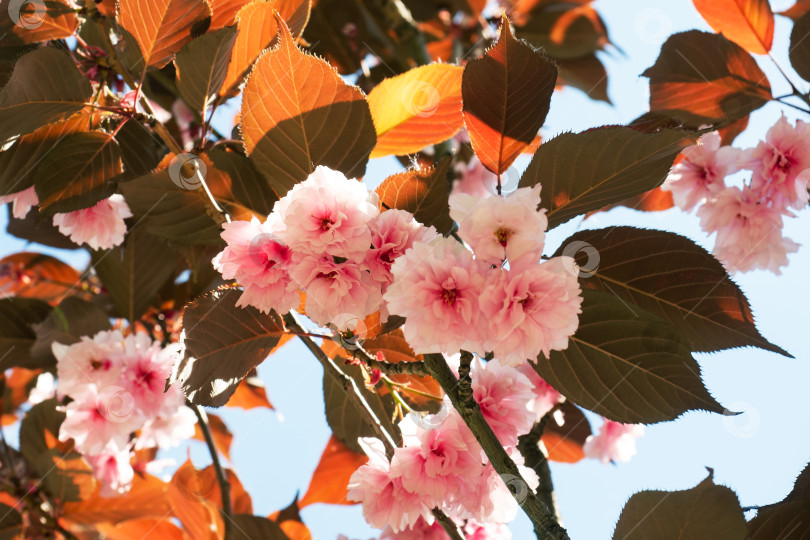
422, 353, 570, 540
189, 403, 233, 540
348, 345, 429, 376
517, 411, 563, 525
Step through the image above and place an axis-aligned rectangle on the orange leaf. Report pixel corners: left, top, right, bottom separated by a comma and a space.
462, 15, 557, 174
693, 0, 774, 54
299, 435, 368, 507
168, 460, 225, 540
1, 0, 78, 45
193, 413, 233, 460
240, 13, 376, 195
367, 63, 463, 158
376, 157, 453, 235
0, 253, 80, 305
210, 0, 252, 29
280, 520, 312, 539
781, 0, 810, 19
542, 402, 592, 463
220, 0, 312, 94
226, 372, 275, 410
96, 518, 187, 540
62, 474, 170, 525
118, 0, 212, 69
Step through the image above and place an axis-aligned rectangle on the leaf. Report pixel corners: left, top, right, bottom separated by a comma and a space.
167, 460, 224, 540
748, 462, 810, 539
516, 4, 609, 59
693, 0, 774, 54
0, 0, 78, 45
208, 147, 278, 216
542, 401, 591, 463
221, 0, 312, 95
790, 13, 810, 82
19, 398, 63, 465
240, 14, 376, 196
209, 0, 251, 29
96, 519, 186, 540
0, 297, 51, 370
612, 470, 747, 539
173, 286, 286, 406
533, 291, 726, 424
781, 0, 810, 19
376, 156, 453, 235
175, 26, 239, 112
590, 186, 674, 216
34, 131, 121, 213
6, 205, 80, 250
226, 371, 275, 409
553, 227, 789, 356
462, 15, 557, 174
0, 503, 22, 539
519, 127, 695, 229
642, 31, 772, 126
92, 227, 176, 322
232, 514, 289, 540
0, 252, 80, 305
117, 0, 213, 71
0, 48, 92, 143
31, 296, 112, 366
557, 54, 610, 104
63, 474, 171, 524
367, 63, 464, 158
115, 120, 165, 178
193, 413, 233, 460
300, 435, 368, 507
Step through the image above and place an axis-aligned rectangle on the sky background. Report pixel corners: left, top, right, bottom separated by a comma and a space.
2, 0, 810, 538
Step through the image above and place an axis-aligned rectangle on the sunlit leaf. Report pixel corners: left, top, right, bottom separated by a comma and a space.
226, 371, 275, 409
0, 252, 80, 305
63, 473, 170, 524
693, 0, 774, 54
232, 514, 288, 540
0, 0, 78, 45
462, 15, 557, 174
542, 401, 591, 464
175, 26, 239, 112
533, 291, 726, 424
167, 460, 224, 540
193, 412, 233, 460
96, 518, 185, 540
368, 63, 463, 157
781, 0, 810, 19
241, 14, 375, 195
209, 0, 251, 29
376, 156, 453, 234
300, 435, 368, 507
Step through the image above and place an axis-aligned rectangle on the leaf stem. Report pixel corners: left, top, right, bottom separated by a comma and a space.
422, 353, 570, 539
189, 402, 233, 540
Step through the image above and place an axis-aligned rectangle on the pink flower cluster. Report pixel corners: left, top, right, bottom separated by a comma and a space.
583, 419, 644, 464
348, 359, 542, 535
0, 187, 132, 250
213, 166, 435, 328
663, 118, 808, 274
53, 330, 195, 496
384, 184, 583, 365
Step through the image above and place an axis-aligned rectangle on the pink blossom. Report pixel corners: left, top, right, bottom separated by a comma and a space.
662, 131, 740, 211
698, 186, 799, 274
379, 517, 451, 540
212, 216, 299, 314
517, 364, 564, 421
479, 258, 583, 365
464, 521, 512, 540
289, 254, 382, 329
365, 209, 437, 286
136, 385, 196, 449
52, 194, 132, 250
0, 186, 38, 218
86, 443, 134, 497
471, 359, 536, 448
583, 419, 644, 464
59, 386, 142, 455
347, 438, 435, 532
118, 334, 180, 418
449, 185, 546, 266
456, 463, 536, 524
274, 166, 378, 261
741, 116, 810, 211
451, 157, 496, 199
53, 330, 126, 398
384, 237, 488, 354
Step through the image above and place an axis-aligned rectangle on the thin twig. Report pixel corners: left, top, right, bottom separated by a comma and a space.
189, 403, 233, 540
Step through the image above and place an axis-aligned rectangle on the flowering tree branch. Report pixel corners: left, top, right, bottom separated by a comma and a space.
518, 410, 563, 524
422, 353, 570, 540
347, 344, 429, 376
189, 403, 233, 540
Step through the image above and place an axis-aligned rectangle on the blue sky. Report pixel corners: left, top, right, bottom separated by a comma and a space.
2, 0, 809, 538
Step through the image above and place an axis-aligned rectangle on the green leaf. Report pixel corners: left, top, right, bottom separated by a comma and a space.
175, 26, 239, 112
34, 131, 121, 214
208, 147, 278, 216
231, 514, 290, 540
748, 462, 810, 539
0, 48, 92, 143
533, 290, 725, 424
790, 13, 810, 82
642, 31, 772, 126
173, 286, 286, 406
554, 227, 789, 356
0, 297, 52, 370
92, 227, 176, 322
519, 127, 695, 229
613, 470, 747, 539
31, 297, 112, 365
119, 167, 224, 245
375, 156, 454, 235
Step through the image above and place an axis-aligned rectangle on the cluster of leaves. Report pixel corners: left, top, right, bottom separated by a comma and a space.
0, 0, 809, 537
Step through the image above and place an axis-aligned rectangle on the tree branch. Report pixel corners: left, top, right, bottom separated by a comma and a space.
347, 344, 429, 376
189, 403, 233, 540
517, 412, 563, 525
422, 353, 569, 540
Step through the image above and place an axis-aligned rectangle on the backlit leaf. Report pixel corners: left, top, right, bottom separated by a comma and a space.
0, 0, 78, 45
368, 63, 464, 157
209, 0, 251, 29
0, 252, 80, 305
462, 15, 557, 174
693, 0, 774, 54
241, 14, 375, 195
226, 371, 275, 409
299, 435, 368, 507
232, 514, 288, 540
175, 26, 239, 112
167, 460, 224, 540
192, 412, 233, 460
542, 401, 591, 464
376, 156, 453, 234
63, 473, 170, 524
